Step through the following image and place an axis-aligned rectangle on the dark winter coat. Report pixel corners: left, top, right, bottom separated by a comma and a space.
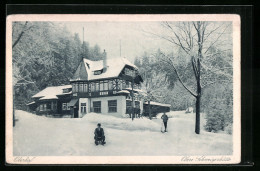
94, 128, 104, 137
161, 114, 168, 122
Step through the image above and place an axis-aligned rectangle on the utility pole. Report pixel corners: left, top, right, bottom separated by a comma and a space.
82, 27, 85, 61
83, 27, 84, 43
131, 77, 135, 121
131, 69, 137, 121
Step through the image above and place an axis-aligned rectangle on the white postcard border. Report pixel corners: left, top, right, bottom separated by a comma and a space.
6, 14, 241, 164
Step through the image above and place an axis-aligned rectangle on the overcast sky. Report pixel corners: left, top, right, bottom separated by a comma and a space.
64, 21, 232, 63
64, 22, 171, 62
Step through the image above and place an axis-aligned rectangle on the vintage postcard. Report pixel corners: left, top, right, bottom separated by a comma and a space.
6, 14, 241, 164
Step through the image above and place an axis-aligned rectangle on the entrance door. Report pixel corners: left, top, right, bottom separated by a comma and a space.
74, 107, 78, 118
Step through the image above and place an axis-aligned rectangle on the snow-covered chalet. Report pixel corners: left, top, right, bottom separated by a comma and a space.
27, 50, 170, 118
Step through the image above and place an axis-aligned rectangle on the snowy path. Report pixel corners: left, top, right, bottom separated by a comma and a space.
13, 110, 232, 156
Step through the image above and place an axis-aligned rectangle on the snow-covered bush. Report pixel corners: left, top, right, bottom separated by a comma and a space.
185, 107, 194, 113
225, 123, 233, 134
203, 84, 233, 134
204, 112, 225, 133
204, 98, 230, 133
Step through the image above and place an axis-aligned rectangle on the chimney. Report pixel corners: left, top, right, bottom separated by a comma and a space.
103, 49, 107, 72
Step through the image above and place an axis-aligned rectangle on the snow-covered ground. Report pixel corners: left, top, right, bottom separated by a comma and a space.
13, 110, 232, 156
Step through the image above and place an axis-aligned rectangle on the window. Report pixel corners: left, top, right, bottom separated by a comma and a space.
100, 81, 104, 91
108, 100, 117, 113
94, 70, 102, 75
93, 101, 101, 113
75, 83, 78, 92
79, 83, 83, 92
40, 104, 43, 111
72, 83, 75, 92
62, 103, 67, 110
96, 82, 100, 92
63, 88, 69, 93
108, 80, 112, 90
104, 81, 108, 91
88, 83, 91, 92
84, 83, 88, 92
46, 102, 51, 110
67, 103, 70, 110
43, 104, 47, 111
53, 101, 57, 110
81, 103, 86, 113
91, 82, 95, 92
125, 68, 136, 77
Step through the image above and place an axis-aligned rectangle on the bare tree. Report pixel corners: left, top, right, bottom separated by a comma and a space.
138, 71, 166, 119
150, 21, 232, 134
12, 21, 37, 49
12, 21, 36, 127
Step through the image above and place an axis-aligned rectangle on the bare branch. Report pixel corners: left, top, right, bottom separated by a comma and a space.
12, 21, 29, 48
204, 23, 231, 54
200, 62, 232, 79
201, 79, 232, 89
203, 23, 225, 41
173, 31, 190, 54
146, 23, 191, 54
160, 52, 197, 97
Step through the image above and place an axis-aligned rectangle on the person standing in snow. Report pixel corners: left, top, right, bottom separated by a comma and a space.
94, 123, 106, 145
161, 113, 169, 132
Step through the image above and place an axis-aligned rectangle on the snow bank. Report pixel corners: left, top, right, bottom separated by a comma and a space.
13, 110, 232, 156
83, 113, 160, 132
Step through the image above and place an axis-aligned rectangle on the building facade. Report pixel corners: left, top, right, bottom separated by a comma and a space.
28, 50, 170, 118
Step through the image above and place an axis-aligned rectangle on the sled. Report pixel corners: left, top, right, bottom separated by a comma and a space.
95, 137, 106, 146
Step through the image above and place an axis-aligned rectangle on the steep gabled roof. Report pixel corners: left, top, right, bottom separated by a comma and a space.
70, 57, 139, 81
71, 61, 88, 80
32, 85, 72, 100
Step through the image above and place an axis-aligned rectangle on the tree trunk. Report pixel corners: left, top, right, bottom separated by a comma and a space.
13, 86, 15, 127
195, 53, 201, 134
195, 95, 200, 134
148, 100, 151, 120
13, 105, 15, 127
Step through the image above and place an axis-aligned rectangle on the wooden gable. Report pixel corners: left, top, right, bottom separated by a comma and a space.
119, 65, 143, 84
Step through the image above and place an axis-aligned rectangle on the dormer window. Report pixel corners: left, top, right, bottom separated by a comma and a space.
124, 68, 136, 77
62, 88, 72, 93
86, 63, 90, 69
94, 69, 103, 75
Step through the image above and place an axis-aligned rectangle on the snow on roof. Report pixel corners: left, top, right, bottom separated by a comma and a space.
117, 90, 130, 94
124, 88, 144, 92
144, 101, 171, 107
26, 101, 35, 105
71, 57, 138, 81
32, 85, 72, 100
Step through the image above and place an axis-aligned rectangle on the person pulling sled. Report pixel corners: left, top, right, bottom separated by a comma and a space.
161, 112, 169, 133
94, 123, 106, 145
